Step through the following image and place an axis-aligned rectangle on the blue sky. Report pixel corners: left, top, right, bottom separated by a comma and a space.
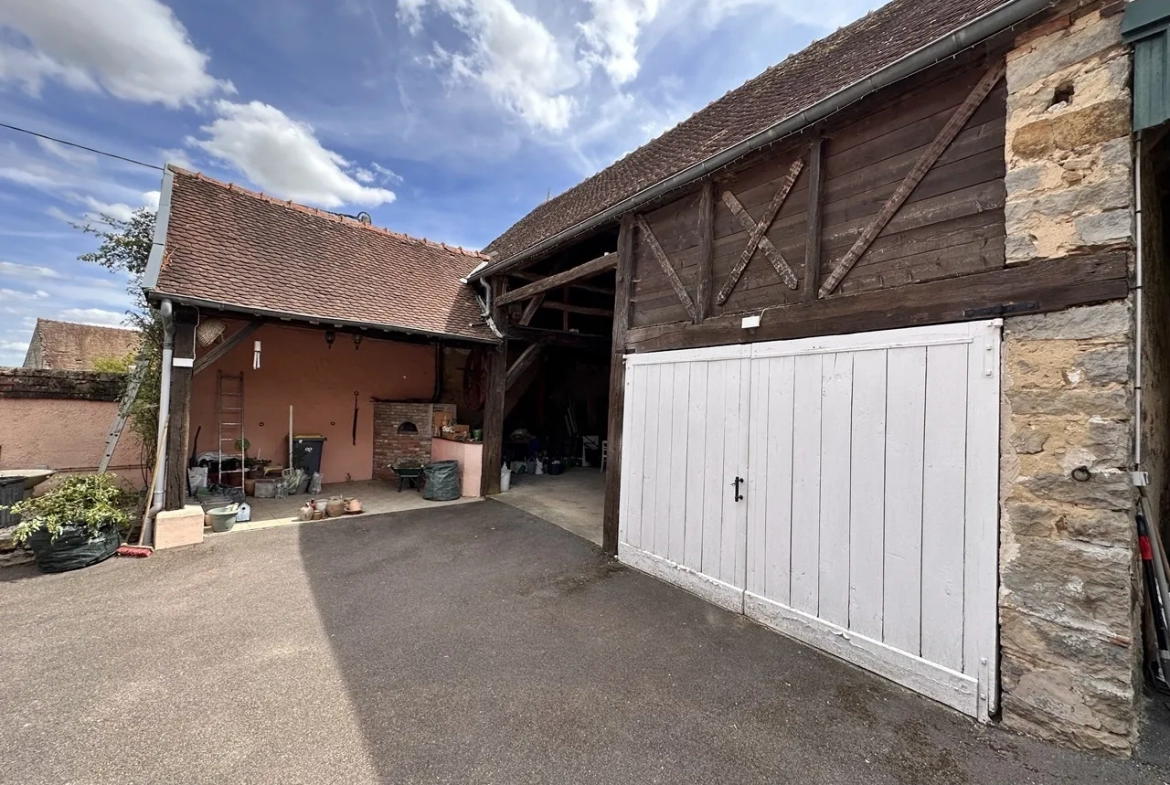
0, 0, 880, 365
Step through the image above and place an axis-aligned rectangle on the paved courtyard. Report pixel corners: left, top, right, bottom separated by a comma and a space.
1, 502, 1167, 784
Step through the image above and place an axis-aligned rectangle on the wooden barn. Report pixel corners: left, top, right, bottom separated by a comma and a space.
470, 0, 1167, 755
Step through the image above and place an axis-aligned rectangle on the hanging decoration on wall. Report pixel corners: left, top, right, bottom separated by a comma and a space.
253, 340, 262, 370
325, 330, 336, 349
353, 333, 363, 350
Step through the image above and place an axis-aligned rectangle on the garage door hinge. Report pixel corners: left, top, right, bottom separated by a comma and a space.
963, 301, 1039, 319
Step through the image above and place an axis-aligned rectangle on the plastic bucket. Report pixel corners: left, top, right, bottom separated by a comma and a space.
207, 505, 239, 533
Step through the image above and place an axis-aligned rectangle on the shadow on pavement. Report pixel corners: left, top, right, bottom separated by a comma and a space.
297, 500, 1166, 785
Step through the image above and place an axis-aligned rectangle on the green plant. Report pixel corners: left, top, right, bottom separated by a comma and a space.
245, 457, 271, 470
394, 457, 426, 470
4, 474, 134, 546
92, 351, 135, 373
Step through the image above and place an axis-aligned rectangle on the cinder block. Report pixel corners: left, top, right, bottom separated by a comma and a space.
154, 505, 205, 550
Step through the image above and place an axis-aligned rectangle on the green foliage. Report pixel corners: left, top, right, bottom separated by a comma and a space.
92, 351, 135, 374
5, 474, 134, 545
75, 208, 162, 487
77, 208, 156, 279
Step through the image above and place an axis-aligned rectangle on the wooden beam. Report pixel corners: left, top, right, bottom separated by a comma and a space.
635, 214, 697, 322
480, 279, 507, 496
504, 325, 609, 350
513, 271, 615, 296
803, 137, 825, 301
164, 309, 197, 511
518, 293, 545, 326
194, 322, 261, 375
541, 301, 615, 318
819, 61, 1006, 297
506, 343, 544, 389
627, 251, 1128, 354
496, 254, 617, 306
696, 180, 714, 322
604, 215, 636, 557
717, 156, 804, 303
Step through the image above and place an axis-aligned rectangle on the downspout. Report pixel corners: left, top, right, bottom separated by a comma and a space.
1134, 134, 1145, 470
144, 298, 175, 541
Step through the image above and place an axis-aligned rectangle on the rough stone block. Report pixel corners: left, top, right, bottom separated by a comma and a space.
1006, 301, 1130, 341
1000, 661, 1135, 752
1005, 233, 1037, 264
1075, 209, 1133, 246
1003, 174, 1130, 224
1075, 346, 1130, 385
1001, 534, 1133, 632
1007, 13, 1124, 92
1016, 469, 1133, 510
1011, 99, 1130, 159
154, 505, 205, 550
1008, 387, 1129, 418
1003, 501, 1133, 547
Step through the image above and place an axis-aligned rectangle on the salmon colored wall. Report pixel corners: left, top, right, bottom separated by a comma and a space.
190, 323, 436, 483
0, 398, 146, 489
431, 438, 483, 497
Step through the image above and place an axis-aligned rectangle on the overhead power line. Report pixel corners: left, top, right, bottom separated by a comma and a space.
0, 122, 164, 171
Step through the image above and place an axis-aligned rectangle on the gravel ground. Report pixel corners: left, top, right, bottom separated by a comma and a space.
1, 500, 1167, 785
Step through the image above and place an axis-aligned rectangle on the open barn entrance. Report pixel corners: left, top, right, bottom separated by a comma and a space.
484, 233, 618, 545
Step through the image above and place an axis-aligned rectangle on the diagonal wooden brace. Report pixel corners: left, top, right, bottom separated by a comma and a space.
819, 61, 1006, 298
717, 156, 804, 303
635, 214, 698, 322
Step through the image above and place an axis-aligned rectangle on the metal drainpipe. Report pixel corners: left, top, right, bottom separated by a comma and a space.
1135, 135, 1145, 470
144, 299, 175, 540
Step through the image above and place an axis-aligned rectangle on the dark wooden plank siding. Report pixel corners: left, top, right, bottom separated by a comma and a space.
626, 60, 1011, 335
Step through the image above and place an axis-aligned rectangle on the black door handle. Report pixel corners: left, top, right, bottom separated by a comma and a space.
732, 476, 744, 502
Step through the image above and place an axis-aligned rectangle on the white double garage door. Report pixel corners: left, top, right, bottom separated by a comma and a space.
618, 321, 1001, 721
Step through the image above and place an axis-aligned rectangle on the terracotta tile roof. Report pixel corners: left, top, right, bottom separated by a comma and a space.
151, 167, 496, 343
484, 0, 1009, 263
23, 319, 141, 371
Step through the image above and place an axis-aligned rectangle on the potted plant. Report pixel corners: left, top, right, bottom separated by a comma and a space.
3, 474, 133, 573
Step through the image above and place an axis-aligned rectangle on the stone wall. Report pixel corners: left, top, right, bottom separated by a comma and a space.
1000, 2, 1139, 754
1004, 2, 1132, 262
0, 368, 123, 401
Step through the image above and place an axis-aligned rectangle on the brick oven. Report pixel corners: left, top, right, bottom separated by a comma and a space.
372, 402, 456, 480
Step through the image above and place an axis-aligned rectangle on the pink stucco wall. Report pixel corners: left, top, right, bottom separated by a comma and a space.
0, 398, 146, 488
430, 437, 483, 497
190, 323, 435, 483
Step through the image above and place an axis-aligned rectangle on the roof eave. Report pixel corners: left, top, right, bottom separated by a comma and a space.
142, 166, 175, 291
469, 0, 1052, 283
143, 290, 499, 346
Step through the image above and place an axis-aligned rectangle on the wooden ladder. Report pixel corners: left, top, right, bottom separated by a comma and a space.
97, 353, 152, 475
217, 371, 246, 488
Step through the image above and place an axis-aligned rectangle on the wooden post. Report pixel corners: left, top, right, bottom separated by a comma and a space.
803, 136, 824, 301
164, 308, 197, 511
696, 180, 714, 322
480, 277, 508, 496
603, 216, 635, 556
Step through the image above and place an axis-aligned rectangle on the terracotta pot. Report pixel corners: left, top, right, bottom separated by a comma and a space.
312, 510, 324, 521
244, 479, 256, 497
325, 497, 345, 518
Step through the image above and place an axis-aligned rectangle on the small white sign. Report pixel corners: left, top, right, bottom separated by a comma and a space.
741, 314, 762, 329
173, 357, 195, 368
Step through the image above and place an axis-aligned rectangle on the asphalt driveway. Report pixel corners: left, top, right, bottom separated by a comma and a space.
1, 501, 1166, 784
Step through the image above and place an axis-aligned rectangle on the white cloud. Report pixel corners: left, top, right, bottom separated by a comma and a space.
0, 287, 47, 300
579, 0, 662, 85
0, 260, 61, 279
409, 0, 580, 132
82, 196, 136, 223
189, 100, 396, 208
35, 137, 98, 165
56, 307, 127, 327
143, 190, 160, 211
0, 0, 232, 107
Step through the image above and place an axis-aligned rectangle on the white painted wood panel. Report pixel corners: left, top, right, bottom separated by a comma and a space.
882, 347, 927, 656
789, 353, 823, 616
619, 320, 1001, 721
919, 343, 969, 673
848, 349, 887, 640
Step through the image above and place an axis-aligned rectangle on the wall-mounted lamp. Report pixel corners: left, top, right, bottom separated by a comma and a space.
325, 330, 336, 349
353, 333, 363, 350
